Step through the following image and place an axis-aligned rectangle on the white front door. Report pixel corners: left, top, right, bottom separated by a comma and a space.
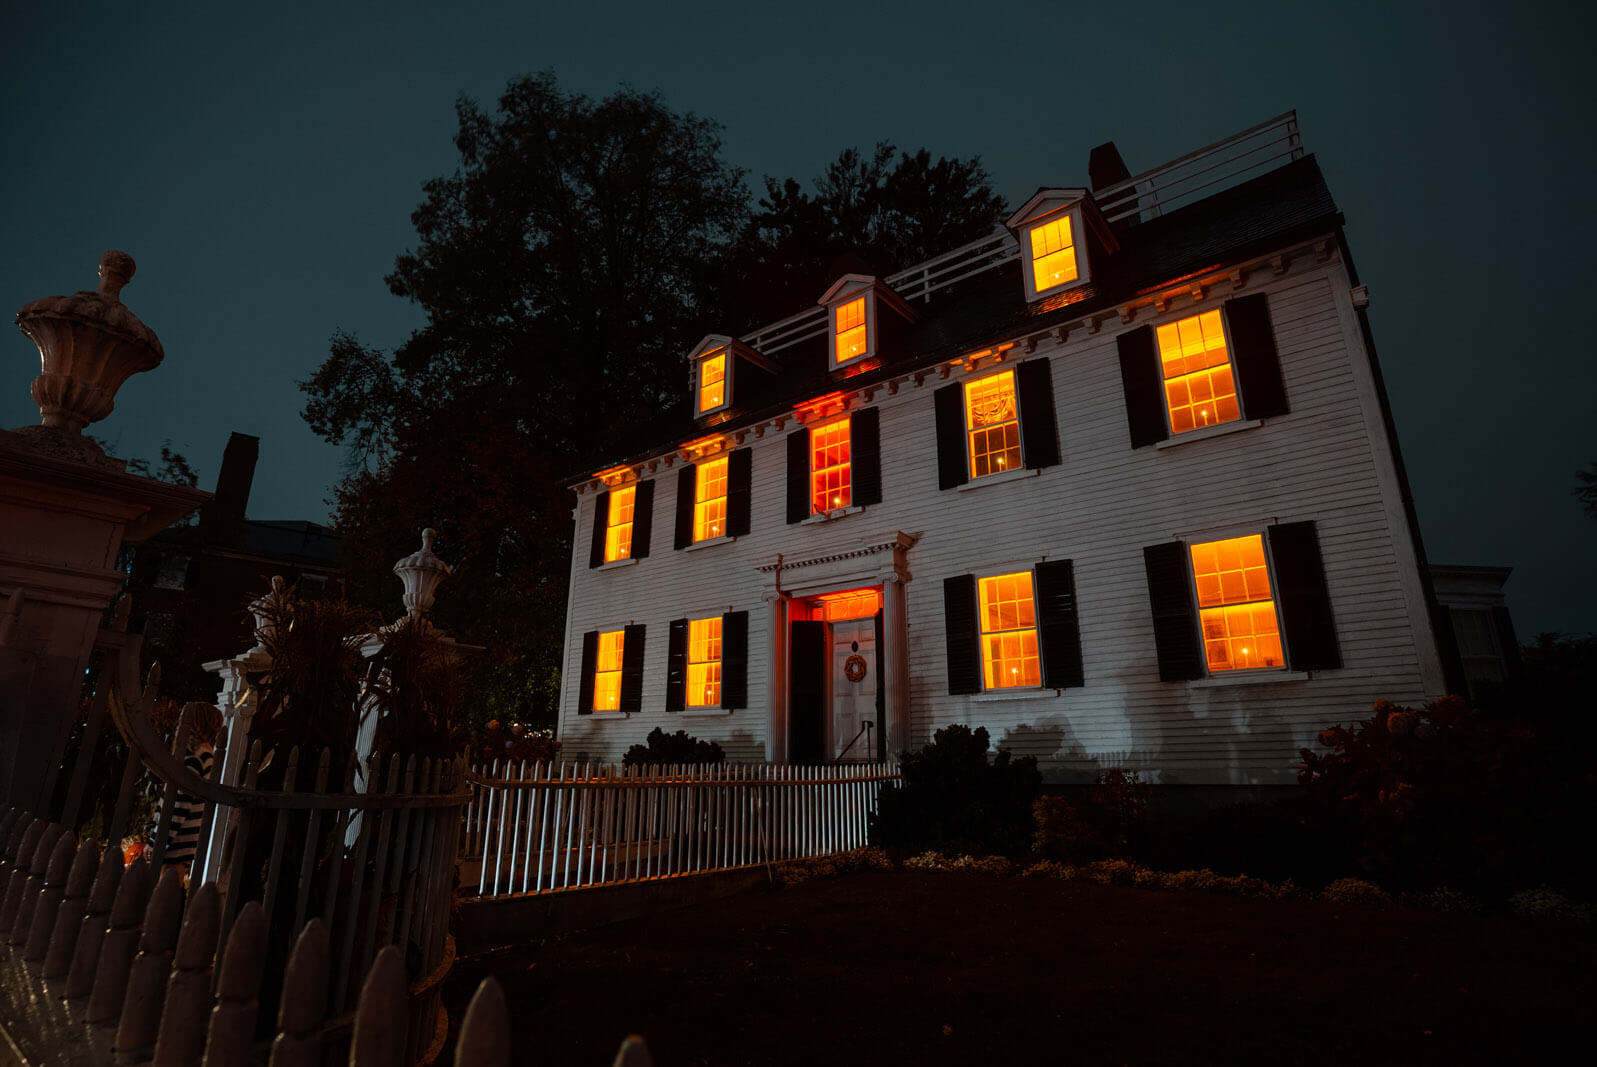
829, 620, 877, 760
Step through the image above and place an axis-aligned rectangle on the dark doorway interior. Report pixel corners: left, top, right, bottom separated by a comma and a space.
790, 620, 826, 764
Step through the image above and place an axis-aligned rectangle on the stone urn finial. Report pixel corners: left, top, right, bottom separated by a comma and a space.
394, 529, 451, 620
248, 576, 289, 653
15, 250, 165, 434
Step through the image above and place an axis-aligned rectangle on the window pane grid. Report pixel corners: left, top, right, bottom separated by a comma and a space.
1157, 310, 1239, 433
604, 485, 635, 562
810, 417, 852, 512
1029, 215, 1078, 291
694, 457, 728, 541
687, 617, 722, 707
698, 352, 726, 412
835, 297, 867, 363
1189, 535, 1283, 672
965, 372, 1022, 478
978, 571, 1040, 689
594, 629, 625, 710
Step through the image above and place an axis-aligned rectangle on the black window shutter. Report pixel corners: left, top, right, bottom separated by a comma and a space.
1034, 559, 1084, 688
721, 610, 749, 710
619, 624, 646, 712
588, 491, 610, 569
665, 618, 688, 711
631, 480, 655, 559
786, 429, 810, 524
727, 449, 752, 537
577, 630, 598, 714
1015, 359, 1061, 470
1267, 521, 1341, 671
942, 574, 980, 694
1117, 326, 1168, 448
851, 407, 882, 506
1143, 543, 1204, 680
1227, 293, 1288, 419
934, 383, 969, 490
673, 465, 695, 550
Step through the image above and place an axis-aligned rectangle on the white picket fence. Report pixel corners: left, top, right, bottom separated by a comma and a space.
463, 762, 900, 898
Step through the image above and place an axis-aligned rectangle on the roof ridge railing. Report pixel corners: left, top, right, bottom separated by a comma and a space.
1096, 110, 1303, 223
737, 111, 1304, 356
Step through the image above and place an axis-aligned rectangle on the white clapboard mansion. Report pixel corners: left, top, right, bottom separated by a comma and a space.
554, 113, 1462, 786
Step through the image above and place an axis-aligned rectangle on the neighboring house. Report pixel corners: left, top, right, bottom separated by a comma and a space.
126, 432, 341, 700
1428, 564, 1521, 709
554, 113, 1467, 786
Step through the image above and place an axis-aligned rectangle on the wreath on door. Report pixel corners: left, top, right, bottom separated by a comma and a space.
843, 654, 868, 683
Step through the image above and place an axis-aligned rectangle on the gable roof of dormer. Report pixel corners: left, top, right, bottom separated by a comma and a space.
1007, 188, 1119, 255
688, 333, 776, 371
816, 274, 920, 324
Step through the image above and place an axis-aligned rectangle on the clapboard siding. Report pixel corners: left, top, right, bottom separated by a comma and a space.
557, 261, 1440, 782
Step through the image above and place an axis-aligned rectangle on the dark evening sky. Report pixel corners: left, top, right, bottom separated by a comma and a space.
2, 1, 1592, 636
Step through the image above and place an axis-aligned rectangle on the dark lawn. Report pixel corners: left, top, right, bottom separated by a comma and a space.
443, 872, 1594, 1065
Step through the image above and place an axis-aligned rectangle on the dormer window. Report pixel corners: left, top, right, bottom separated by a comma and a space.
1008, 190, 1115, 304
698, 349, 727, 414
818, 275, 917, 372
687, 335, 775, 422
834, 297, 868, 364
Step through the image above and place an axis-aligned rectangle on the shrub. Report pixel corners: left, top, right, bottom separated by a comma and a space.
1398, 888, 1481, 915
622, 727, 725, 767
1298, 695, 1596, 894
774, 847, 893, 887
870, 725, 1041, 857
1506, 888, 1590, 923
1032, 795, 1106, 860
1319, 877, 1390, 907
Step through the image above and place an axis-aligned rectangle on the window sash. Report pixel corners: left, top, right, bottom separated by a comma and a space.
964, 371, 1022, 478
1029, 215, 1078, 292
978, 571, 1040, 689
594, 629, 625, 710
834, 297, 868, 364
686, 617, 722, 707
698, 351, 727, 413
604, 485, 635, 562
1188, 535, 1284, 672
810, 417, 852, 512
694, 456, 729, 541
1157, 310, 1240, 434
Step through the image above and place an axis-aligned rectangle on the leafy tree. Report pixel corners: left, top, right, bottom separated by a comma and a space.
124, 441, 200, 489
301, 73, 749, 726
726, 143, 1009, 330
302, 73, 1011, 729
1576, 460, 1597, 520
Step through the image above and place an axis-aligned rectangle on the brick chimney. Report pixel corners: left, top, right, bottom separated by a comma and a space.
1088, 142, 1132, 192
200, 432, 258, 546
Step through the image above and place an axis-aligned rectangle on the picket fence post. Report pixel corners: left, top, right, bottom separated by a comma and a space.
200, 898, 268, 1067
150, 882, 221, 1067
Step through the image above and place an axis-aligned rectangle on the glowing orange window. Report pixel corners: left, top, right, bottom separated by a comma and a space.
693, 456, 728, 541
979, 572, 1040, 689
810, 417, 851, 513
593, 629, 625, 710
698, 351, 727, 413
1189, 535, 1283, 672
835, 298, 867, 364
1157, 310, 1240, 434
965, 371, 1021, 478
686, 617, 722, 707
604, 485, 635, 562
1029, 215, 1078, 292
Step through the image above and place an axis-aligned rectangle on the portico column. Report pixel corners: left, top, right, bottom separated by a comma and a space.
765, 593, 789, 764
882, 573, 910, 760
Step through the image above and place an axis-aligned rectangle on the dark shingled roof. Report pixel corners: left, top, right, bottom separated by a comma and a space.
574, 155, 1340, 480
